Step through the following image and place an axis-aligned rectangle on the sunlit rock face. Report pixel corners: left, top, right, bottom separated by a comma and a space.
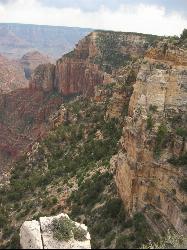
113, 41, 187, 234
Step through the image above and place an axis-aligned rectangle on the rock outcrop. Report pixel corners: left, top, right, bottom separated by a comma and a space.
49, 32, 105, 97
113, 40, 187, 234
29, 63, 56, 92
30, 31, 159, 98
20, 51, 53, 79
20, 214, 91, 249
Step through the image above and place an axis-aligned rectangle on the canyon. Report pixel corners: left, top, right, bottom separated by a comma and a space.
0, 23, 92, 59
0, 54, 28, 94
0, 29, 187, 249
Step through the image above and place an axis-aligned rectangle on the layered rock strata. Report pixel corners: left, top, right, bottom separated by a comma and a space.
113, 41, 187, 234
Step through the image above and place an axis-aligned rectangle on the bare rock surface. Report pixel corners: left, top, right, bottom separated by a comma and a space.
20, 213, 91, 249
20, 220, 43, 249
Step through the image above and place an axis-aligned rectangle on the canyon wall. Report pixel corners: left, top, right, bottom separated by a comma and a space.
20, 51, 53, 79
30, 31, 158, 97
113, 40, 187, 234
0, 54, 28, 94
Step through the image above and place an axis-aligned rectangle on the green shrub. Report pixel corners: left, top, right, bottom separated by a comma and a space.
0, 214, 7, 228
149, 105, 158, 112
133, 213, 151, 246
141, 231, 187, 249
115, 234, 128, 249
104, 198, 123, 219
52, 217, 74, 241
52, 217, 87, 242
52, 197, 58, 205
180, 179, 187, 193
147, 115, 153, 130
168, 153, 187, 167
181, 29, 187, 40
3, 226, 14, 239
154, 124, 168, 157
176, 128, 187, 138
181, 206, 187, 213
73, 226, 87, 241
122, 219, 133, 229
92, 219, 112, 238
104, 232, 116, 247
8, 232, 20, 249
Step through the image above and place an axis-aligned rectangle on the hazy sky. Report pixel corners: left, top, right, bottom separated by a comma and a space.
0, 0, 186, 36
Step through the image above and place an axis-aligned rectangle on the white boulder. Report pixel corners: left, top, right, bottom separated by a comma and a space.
20, 213, 91, 249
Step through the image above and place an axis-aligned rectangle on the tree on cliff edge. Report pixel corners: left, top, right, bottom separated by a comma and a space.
181, 29, 187, 40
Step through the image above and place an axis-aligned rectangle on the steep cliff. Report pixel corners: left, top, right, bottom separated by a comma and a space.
0, 88, 62, 178
30, 31, 160, 97
113, 39, 187, 235
2, 30, 187, 249
0, 83, 155, 249
29, 63, 56, 92
20, 51, 53, 79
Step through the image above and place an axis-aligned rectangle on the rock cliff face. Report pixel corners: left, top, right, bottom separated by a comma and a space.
55, 57, 104, 97
0, 88, 62, 178
20, 51, 53, 79
29, 63, 56, 92
2, 30, 187, 249
113, 40, 187, 234
30, 31, 159, 98
51, 32, 105, 97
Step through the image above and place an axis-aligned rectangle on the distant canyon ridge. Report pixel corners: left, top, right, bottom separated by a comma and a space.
0, 23, 92, 60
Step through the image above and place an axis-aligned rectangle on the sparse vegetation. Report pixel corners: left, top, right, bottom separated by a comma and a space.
181, 29, 187, 40
52, 217, 87, 242
180, 179, 187, 193
168, 153, 187, 168
95, 32, 132, 72
149, 105, 158, 112
154, 124, 168, 157
141, 230, 187, 249
0, 93, 138, 249
176, 127, 187, 138
147, 115, 153, 130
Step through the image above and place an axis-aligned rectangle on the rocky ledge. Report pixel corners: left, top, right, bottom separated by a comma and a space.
20, 213, 91, 249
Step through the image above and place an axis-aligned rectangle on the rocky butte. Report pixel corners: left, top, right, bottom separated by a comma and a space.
0, 30, 187, 249
20, 51, 54, 79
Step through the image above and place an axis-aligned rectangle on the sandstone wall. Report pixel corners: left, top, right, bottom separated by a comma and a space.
113, 43, 187, 234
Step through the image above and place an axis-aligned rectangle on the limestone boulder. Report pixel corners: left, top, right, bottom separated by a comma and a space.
20, 214, 91, 249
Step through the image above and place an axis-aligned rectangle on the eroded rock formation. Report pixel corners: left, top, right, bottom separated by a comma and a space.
29, 63, 56, 92
20, 51, 53, 79
113, 40, 187, 234
30, 31, 158, 98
